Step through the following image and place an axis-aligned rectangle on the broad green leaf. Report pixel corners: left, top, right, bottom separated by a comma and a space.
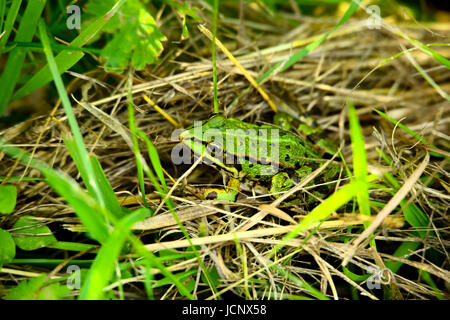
4, 275, 46, 300
12, 216, 57, 251
0, 228, 16, 266
85, 0, 166, 72
4, 274, 71, 300
0, 184, 17, 214
33, 282, 72, 300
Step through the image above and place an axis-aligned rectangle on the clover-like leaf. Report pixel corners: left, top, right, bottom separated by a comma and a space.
4, 274, 71, 300
85, 0, 166, 72
12, 216, 57, 251
0, 228, 16, 267
0, 185, 17, 214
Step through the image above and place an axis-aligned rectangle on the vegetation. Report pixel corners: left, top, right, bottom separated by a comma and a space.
0, 0, 448, 300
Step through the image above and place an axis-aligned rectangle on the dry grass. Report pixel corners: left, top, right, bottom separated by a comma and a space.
1, 8, 449, 299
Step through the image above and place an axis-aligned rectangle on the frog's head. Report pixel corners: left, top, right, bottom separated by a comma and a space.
180, 114, 227, 142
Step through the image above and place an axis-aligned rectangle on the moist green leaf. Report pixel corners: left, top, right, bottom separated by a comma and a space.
0, 185, 17, 214
12, 216, 57, 251
4, 275, 46, 300
85, 0, 166, 72
0, 228, 16, 266
4, 274, 71, 300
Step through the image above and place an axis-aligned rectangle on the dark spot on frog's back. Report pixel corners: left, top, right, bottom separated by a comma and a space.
285, 145, 291, 149
284, 155, 290, 162
206, 191, 218, 200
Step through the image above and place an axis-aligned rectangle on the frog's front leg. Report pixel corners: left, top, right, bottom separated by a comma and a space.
188, 170, 241, 201
269, 172, 294, 196
268, 167, 321, 204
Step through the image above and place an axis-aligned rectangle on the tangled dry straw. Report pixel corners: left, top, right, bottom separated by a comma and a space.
1, 12, 449, 299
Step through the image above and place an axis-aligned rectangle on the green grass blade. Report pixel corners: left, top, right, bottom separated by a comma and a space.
0, 138, 192, 298
402, 45, 450, 101
419, 270, 444, 300
212, 0, 219, 114
127, 233, 195, 299
404, 35, 450, 69
272, 180, 363, 255
90, 155, 123, 219
257, 0, 360, 84
0, 0, 22, 50
403, 203, 430, 238
227, 0, 360, 112
126, 86, 148, 208
377, 148, 435, 275
38, 19, 107, 210
0, 0, 46, 115
374, 109, 428, 143
12, 0, 127, 101
136, 131, 169, 194
0, 0, 4, 32
384, 241, 421, 273
348, 101, 371, 217
342, 266, 371, 282
4, 41, 102, 54
47, 241, 97, 252
374, 109, 446, 159
270, 263, 329, 300
79, 209, 148, 300
129, 108, 219, 298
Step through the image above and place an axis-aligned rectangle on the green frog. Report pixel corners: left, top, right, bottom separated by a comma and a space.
178, 113, 341, 205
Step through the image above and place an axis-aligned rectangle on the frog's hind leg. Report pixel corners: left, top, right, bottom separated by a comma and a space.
187, 173, 240, 202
